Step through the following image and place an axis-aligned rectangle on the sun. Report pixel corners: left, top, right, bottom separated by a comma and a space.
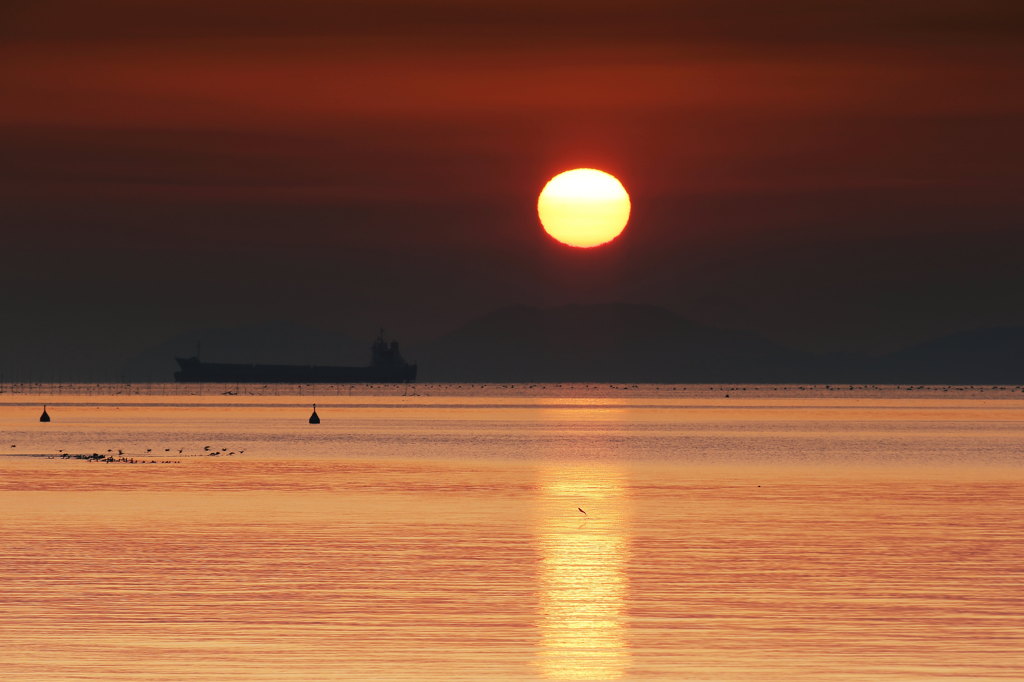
537, 168, 631, 248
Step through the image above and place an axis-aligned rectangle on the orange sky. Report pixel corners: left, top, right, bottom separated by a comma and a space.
1, 0, 1022, 368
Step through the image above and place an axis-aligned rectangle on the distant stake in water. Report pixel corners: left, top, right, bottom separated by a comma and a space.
578, 507, 587, 515
39, 405, 50, 423
308, 404, 320, 424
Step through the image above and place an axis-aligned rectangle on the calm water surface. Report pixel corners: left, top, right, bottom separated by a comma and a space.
2, 385, 1022, 680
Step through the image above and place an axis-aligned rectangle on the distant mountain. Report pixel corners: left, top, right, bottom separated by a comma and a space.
416, 303, 809, 382
6, 306, 1022, 384
875, 326, 1024, 384
415, 306, 1024, 384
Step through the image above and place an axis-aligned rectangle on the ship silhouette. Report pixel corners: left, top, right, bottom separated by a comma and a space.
174, 330, 416, 383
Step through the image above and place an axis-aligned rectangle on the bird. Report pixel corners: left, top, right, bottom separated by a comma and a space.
578, 507, 587, 515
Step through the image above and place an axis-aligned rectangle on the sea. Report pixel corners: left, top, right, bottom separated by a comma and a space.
2, 383, 1022, 681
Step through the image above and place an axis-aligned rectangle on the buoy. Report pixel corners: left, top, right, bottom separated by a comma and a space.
308, 404, 320, 424
40, 405, 50, 423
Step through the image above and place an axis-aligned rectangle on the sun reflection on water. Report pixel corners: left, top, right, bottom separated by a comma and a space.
536, 465, 630, 680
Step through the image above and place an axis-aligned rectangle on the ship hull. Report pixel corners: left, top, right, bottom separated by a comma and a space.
174, 358, 417, 383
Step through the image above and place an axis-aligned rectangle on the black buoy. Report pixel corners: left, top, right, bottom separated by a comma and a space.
308, 403, 320, 424
39, 405, 50, 423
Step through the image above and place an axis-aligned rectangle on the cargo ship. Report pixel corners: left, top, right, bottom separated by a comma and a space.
174, 331, 417, 383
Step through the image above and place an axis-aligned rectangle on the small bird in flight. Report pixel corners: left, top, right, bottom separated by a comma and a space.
578, 507, 587, 515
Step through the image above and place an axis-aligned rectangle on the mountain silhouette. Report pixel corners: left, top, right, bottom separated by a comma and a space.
416, 303, 808, 382
875, 326, 1024, 384
4, 305, 1021, 384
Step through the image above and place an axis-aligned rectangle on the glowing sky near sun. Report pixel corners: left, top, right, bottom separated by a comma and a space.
0, 0, 1021, 363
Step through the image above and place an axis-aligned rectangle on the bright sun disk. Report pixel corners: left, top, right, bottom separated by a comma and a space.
537, 168, 631, 248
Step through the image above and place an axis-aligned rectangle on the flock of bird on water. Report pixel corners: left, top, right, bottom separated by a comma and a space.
12, 440, 248, 465
7, 402, 322, 464
16, 402, 597, 515
12, 386, 1024, 466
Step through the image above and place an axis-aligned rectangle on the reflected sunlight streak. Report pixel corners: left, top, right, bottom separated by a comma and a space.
536, 465, 630, 680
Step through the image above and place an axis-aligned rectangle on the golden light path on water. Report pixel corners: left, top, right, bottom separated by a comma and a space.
536, 465, 629, 679
1, 384, 1023, 680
